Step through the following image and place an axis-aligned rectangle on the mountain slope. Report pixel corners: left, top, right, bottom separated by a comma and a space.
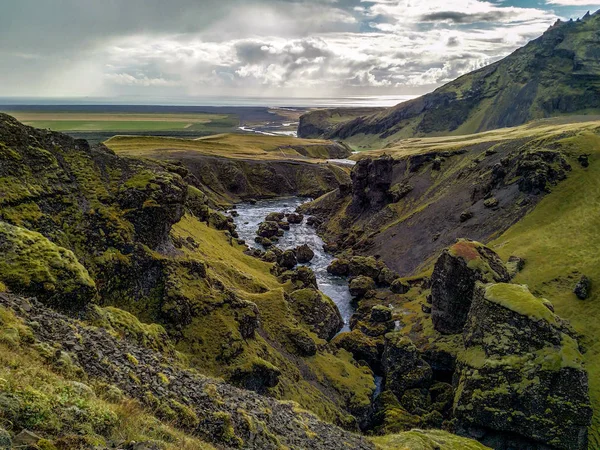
299, 10, 600, 148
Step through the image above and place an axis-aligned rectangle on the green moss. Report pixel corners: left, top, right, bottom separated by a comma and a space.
88, 306, 175, 354
308, 349, 375, 412
126, 353, 139, 365
0, 222, 96, 309
484, 283, 557, 325
169, 400, 200, 429
211, 411, 243, 447
371, 429, 491, 449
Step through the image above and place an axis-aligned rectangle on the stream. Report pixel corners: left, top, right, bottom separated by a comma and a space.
231, 197, 353, 332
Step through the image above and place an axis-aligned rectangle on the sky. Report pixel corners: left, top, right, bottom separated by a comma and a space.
0, 0, 599, 101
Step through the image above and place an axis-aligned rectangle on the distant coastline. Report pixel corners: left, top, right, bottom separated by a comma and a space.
0, 95, 416, 109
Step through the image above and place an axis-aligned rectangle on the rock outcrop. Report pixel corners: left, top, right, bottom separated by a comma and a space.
454, 283, 592, 450
0, 222, 97, 311
350, 156, 394, 213
289, 288, 343, 340
431, 240, 510, 334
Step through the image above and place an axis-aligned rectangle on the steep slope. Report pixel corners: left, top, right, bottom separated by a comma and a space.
299, 11, 600, 148
303, 119, 600, 275
0, 113, 373, 430
0, 292, 490, 449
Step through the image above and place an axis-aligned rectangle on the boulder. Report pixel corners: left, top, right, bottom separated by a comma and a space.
371, 305, 393, 323
348, 256, 383, 279
277, 250, 298, 269
574, 275, 591, 300
228, 358, 281, 394
459, 211, 473, 222
295, 244, 315, 264
289, 288, 343, 340
455, 283, 592, 450
349, 276, 376, 298
255, 236, 273, 248
279, 266, 318, 290
327, 258, 350, 276
278, 221, 290, 231
377, 267, 399, 286
286, 213, 304, 224
483, 197, 499, 208
287, 327, 317, 356
13, 430, 41, 447
262, 250, 277, 263
266, 212, 285, 222
431, 239, 510, 334
391, 278, 410, 295
331, 330, 382, 373
382, 333, 432, 399
257, 221, 280, 238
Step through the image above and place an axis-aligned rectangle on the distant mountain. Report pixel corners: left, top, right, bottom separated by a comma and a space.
299, 10, 600, 146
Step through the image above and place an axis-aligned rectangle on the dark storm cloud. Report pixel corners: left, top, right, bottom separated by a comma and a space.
421, 11, 512, 23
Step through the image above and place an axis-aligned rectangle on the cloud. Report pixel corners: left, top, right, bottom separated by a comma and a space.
0, 0, 570, 98
545, 0, 600, 5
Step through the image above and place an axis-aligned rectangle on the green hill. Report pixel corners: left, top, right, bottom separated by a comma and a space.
299, 10, 600, 149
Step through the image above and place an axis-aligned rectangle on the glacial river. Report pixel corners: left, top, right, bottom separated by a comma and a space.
232, 197, 353, 332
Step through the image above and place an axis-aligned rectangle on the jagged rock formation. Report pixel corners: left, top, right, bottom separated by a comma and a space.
431, 239, 510, 334
455, 283, 592, 449
299, 11, 600, 144
350, 155, 394, 213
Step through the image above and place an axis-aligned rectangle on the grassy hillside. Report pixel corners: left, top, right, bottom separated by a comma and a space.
106, 133, 351, 161
490, 130, 600, 448
299, 11, 600, 149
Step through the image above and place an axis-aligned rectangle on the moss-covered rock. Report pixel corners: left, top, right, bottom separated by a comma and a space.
370, 305, 393, 323
382, 333, 432, 399
289, 288, 343, 340
227, 357, 281, 394
295, 244, 315, 264
277, 249, 298, 269
454, 283, 592, 449
348, 256, 384, 279
257, 221, 279, 238
0, 221, 96, 311
349, 276, 376, 298
390, 278, 410, 294
331, 330, 383, 373
431, 239, 510, 334
327, 258, 350, 276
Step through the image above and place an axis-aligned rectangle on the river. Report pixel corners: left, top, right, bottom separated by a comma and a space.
231, 197, 353, 332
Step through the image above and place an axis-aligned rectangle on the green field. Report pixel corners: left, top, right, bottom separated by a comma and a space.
1, 111, 239, 133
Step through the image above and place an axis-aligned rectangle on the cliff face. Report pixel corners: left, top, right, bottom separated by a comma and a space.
300, 11, 600, 146
303, 127, 574, 276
